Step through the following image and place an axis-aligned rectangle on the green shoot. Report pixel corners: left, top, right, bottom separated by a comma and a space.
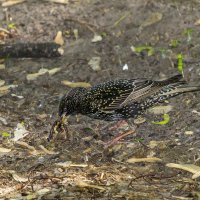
177, 53, 184, 78
8, 23, 16, 30
0, 131, 11, 137
183, 28, 193, 43
101, 32, 107, 37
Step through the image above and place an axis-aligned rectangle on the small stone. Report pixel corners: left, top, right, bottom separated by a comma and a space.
88, 57, 101, 71
184, 131, 194, 135
91, 34, 102, 42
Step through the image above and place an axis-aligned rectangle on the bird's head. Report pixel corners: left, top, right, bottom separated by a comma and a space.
58, 87, 87, 117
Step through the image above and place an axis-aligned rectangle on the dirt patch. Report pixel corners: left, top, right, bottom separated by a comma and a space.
0, 0, 200, 199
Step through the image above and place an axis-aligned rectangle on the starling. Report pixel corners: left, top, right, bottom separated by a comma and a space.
58, 74, 200, 121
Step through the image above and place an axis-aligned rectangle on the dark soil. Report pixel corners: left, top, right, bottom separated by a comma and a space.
0, 0, 200, 199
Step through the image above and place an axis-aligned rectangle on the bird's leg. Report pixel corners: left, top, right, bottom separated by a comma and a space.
108, 120, 130, 131
104, 129, 137, 148
104, 124, 137, 148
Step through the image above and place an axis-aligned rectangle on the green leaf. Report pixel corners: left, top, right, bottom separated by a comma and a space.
131, 46, 155, 56
152, 113, 170, 125
8, 23, 16, 29
169, 39, 180, 48
0, 131, 11, 137
177, 53, 184, 78
101, 32, 107, 37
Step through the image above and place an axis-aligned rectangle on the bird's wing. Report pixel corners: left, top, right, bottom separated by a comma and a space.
84, 79, 160, 112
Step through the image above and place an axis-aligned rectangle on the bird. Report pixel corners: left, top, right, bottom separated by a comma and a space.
58, 74, 200, 121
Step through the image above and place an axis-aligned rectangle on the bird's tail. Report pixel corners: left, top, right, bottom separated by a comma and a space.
158, 74, 184, 86
156, 73, 200, 97
159, 74, 200, 95
155, 81, 200, 105
144, 74, 200, 106
161, 85, 200, 96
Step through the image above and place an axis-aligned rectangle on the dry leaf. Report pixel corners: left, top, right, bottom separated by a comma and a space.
54, 31, 64, 45
0, 27, 10, 34
0, 85, 18, 97
172, 195, 194, 200
67, 163, 88, 167
0, 89, 9, 97
2, 0, 25, 7
0, 147, 11, 153
13, 123, 29, 141
26, 73, 41, 81
0, 117, 8, 125
15, 141, 39, 155
7, 170, 28, 183
148, 105, 173, 115
127, 157, 162, 163
39, 145, 58, 155
11, 172, 28, 183
48, 67, 61, 75
61, 80, 91, 88
76, 180, 105, 191
184, 131, 193, 135
83, 147, 92, 154
11, 93, 24, 99
56, 161, 72, 167
192, 110, 200, 116
166, 163, 200, 174
140, 12, 162, 30
0, 186, 16, 197
194, 19, 200, 25
0, 64, 5, 69
56, 161, 88, 168
15, 141, 36, 151
192, 171, 200, 179
27, 68, 61, 81
0, 84, 18, 91
37, 188, 50, 195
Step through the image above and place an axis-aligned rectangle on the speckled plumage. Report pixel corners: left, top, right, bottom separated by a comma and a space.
58, 74, 200, 121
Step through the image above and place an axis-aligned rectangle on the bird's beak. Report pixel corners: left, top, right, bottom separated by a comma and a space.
48, 115, 69, 142
60, 114, 69, 124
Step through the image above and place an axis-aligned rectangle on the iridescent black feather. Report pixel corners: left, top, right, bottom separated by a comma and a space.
58, 74, 200, 121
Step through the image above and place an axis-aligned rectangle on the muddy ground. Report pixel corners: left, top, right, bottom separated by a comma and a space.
0, 0, 200, 199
